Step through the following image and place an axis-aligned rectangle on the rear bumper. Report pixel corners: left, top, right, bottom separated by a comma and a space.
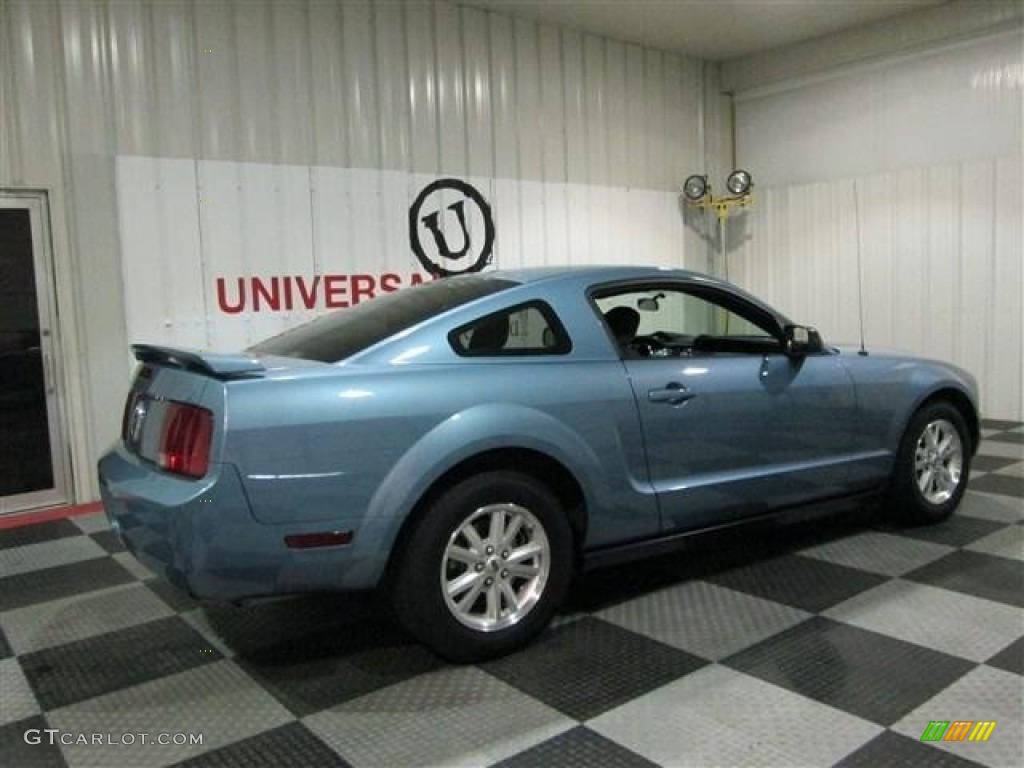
98, 444, 393, 600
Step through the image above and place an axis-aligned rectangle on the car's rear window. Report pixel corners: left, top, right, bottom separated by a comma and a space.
247, 275, 517, 362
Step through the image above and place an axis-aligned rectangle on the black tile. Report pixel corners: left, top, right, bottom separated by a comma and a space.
970, 455, 1018, 473
171, 722, 351, 768
876, 515, 1005, 548
230, 597, 443, 717
969, 473, 1024, 499
89, 529, 125, 554
836, 730, 985, 768
0, 626, 11, 659
0, 557, 135, 612
0, 519, 81, 550
904, 550, 1024, 608
705, 554, 887, 613
190, 594, 383, 656
986, 636, 1023, 676
0, 716, 68, 768
985, 432, 1024, 445
492, 726, 658, 768
145, 578, 201, 613
723, 616, 975, 726
482, 617, 706, 721
981, 419, 1021, 430
19, 616, 223, 710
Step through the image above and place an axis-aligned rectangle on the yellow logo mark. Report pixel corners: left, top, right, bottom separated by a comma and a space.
968, 721, 997, 742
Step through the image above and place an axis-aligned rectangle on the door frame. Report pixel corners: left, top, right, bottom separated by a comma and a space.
0, 190, 72, 514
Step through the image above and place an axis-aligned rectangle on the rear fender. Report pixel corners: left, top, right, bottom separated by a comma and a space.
365, 404, 608, 548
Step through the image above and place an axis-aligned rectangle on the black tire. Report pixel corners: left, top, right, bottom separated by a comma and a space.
391, 471, 573, 663
887, 401, 972, 524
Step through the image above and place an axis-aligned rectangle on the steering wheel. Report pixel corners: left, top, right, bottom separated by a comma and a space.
629, 334, 666, 357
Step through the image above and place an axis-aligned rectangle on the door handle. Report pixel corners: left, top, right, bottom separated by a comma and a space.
648, 383, 696, 405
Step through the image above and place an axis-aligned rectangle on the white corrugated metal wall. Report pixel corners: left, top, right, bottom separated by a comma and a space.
728, 27, 1024, 421
0, 0, 708, 502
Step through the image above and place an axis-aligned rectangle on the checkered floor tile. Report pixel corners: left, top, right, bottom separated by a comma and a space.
1, 422, 1021, 767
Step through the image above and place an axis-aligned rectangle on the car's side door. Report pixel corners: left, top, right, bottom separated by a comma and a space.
594, 282, 859, 533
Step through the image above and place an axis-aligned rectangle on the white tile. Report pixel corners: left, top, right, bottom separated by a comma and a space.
0, 658, 40, 725
112, 552, 156, 581
0, 583, 173, 654
597, 580, 811, 660
72, 512, 112, 535
179, 609, 237, 659
824, 580, 1023, 663
959, 492, 1024, 524
966, 525, 1024, 562
47, 660, 292, 768
977, 441, 1024, 461
990, 461, 1024, 479
799, 531, 954, 577
891, 665, 1023, 768
0, 536, 107, 579
589, 665, 882, 767
304, 666, 573, 768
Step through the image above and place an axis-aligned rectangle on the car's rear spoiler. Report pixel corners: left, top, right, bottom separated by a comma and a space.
132, 344, 265, 379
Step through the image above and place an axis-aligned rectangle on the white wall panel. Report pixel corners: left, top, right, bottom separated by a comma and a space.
730, 157, 1023, 420
116, 157, 687, 350
722, 0, 1024, 94
116, 157, 205, 350
736, 31, 1024, 186
730, 28, 1022, 419
342, 0, 380, 169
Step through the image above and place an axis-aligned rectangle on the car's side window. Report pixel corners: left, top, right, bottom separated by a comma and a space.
450, 301, 571, 357
595, 286, 780, 358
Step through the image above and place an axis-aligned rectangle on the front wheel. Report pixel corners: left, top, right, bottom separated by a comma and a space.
391, 471, 573, 662
887, 401, 972, 524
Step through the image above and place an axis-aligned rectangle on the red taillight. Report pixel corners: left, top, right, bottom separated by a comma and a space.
158, 402, 213, 478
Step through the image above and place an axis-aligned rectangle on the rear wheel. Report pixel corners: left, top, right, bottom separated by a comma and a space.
391, 471, 573, 662
888, 401, 971, 524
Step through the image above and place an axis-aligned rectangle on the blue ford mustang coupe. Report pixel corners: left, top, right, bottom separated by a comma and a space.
99, 266, 978, 661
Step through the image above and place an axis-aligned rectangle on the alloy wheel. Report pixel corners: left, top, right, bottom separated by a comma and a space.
440, 503, 550, 632
913, 418, 964, 505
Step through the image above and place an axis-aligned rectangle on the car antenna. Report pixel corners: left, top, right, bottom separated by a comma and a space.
853, 179, 868, 356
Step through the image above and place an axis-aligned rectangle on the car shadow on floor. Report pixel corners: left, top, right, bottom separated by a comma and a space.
563, 502, 882, 615
194, 501, 884, 672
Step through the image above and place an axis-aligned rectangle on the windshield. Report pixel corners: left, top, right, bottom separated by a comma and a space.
247, 275, 516, 362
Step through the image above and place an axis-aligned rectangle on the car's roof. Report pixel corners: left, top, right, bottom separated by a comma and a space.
481, 264, 793, 327
488, 264, 714, 286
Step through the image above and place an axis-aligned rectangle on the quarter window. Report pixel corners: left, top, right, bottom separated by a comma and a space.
450, 302, 570, 356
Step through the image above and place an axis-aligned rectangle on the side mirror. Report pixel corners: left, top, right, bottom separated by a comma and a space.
783, 324, 821, 358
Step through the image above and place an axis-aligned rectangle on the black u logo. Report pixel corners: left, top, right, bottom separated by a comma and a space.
420, 200, 471, 260
409, 179, 495, 277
